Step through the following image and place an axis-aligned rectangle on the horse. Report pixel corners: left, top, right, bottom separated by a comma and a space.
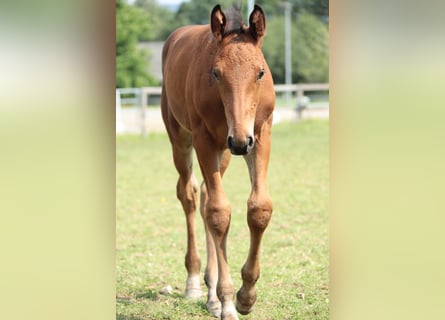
161, 4, 275, 319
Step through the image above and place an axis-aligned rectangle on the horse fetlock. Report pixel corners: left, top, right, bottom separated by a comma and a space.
221, 301, 239, 320
216, 285, 235, 304
185, 274, 202, 299
241, 263, 260, 285
184, 253, 201, 274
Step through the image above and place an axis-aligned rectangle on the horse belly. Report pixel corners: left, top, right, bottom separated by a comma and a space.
167, 97, 192, 132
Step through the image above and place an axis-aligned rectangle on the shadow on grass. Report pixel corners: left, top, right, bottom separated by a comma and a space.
116, 289, 160, 309
116, 314, 144, 320
135, 289, 159, 300
117, 288, 209, 318
116, 288, 210, 320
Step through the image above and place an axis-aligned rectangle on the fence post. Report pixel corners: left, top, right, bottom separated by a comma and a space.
116, 89, 125, 134
139, 88, 147, 138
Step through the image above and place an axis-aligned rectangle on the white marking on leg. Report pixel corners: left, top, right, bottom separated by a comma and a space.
185, 274, 202, 299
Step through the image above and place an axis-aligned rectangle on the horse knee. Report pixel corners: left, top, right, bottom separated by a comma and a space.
247, 197, 273, 232
205, 200, 231, 237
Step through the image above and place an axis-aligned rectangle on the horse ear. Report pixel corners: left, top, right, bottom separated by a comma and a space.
210, 5, 227, 42
249, 4, 266, 42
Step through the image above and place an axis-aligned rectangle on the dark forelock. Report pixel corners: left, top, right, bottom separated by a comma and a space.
223, 4, 246, 36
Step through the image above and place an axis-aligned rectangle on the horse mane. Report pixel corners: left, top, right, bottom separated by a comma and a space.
223, 4, 248, 37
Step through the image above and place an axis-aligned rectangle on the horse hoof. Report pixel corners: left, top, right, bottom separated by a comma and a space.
221, 304, 239, 320
235, 301, 253, 315
206, 299, 222, 318
235, 289, 256, 315
185, 288, 202, 299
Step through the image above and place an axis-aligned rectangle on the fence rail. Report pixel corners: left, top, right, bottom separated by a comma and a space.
117, 83, 328, 106
274, 83, 329, 95
116, 83, 328, 136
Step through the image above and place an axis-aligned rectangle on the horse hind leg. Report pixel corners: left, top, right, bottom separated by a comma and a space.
200, 182, 221, 317
164, 120, 202, 298
177, 168, 202, 299
161, 89, 203, 298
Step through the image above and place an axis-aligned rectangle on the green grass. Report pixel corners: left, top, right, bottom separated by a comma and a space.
116, 120, 329, 319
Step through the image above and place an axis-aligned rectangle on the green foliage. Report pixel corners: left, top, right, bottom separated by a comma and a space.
255, 0, 328, 18
293, 12, 329, 82
263, 12, 329, 83
262, 17, 286, 83
134, 0, 177, 41
116, 120, 329, 319
175, 0, 235, 26
116, 0, 329, 87
116, 0, 157, 88
173, 0, 328, 26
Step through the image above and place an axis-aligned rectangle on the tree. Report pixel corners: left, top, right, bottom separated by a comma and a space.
175, 0, 244, 26
262, 12, 328, 83
292, 12, 329, 82
173, 0, 328, 26
256, 0, 328, 20
116, 0, 157, 87
134, 0, 176, 41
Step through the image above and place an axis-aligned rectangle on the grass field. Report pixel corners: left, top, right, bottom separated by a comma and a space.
116, 119, 329, 319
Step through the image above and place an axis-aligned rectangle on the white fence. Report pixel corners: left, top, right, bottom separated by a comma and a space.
116, 84, 328, 136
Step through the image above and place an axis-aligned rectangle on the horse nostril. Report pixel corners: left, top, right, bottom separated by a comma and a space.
227, 135, 254, 155
227, 136, 233, 149
247, 136, 254, 148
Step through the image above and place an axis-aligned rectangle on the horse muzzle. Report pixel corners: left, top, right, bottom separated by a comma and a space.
227, 135, 255, 155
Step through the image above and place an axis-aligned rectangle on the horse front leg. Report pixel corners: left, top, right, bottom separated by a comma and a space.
236, 124, 273, 315
200, 150, 232, 318
195, 138, 238, 320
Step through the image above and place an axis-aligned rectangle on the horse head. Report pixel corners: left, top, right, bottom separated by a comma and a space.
210, 4, 269, 155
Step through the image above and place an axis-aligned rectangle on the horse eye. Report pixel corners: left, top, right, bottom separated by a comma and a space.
257, 69, 265, 80
212, 68, 220, 80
